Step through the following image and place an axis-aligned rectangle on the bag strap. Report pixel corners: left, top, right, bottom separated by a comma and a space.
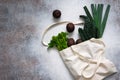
82, 53, 102, 78
41, 21, 84, 46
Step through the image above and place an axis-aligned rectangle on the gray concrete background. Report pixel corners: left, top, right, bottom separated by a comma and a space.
0, 0, 120, 80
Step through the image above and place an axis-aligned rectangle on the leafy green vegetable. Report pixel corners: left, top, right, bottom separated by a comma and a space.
48, 32, 68, 51
101, 5, 110, 37
79, 4, 110, 41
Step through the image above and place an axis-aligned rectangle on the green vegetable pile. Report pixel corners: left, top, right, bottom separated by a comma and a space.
48, 32, 68, 51
48, 4, 111, 51
79, 4, 110, 41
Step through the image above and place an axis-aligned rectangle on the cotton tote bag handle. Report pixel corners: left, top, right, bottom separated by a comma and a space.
41, 21, 84, 46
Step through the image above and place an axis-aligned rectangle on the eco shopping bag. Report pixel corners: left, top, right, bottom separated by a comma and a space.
60, 38, 117, 80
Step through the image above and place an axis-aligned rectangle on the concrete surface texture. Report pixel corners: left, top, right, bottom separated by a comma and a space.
0, 0, 120, 80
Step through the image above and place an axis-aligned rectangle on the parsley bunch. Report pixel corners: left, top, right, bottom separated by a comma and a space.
48, 32, 68, 51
